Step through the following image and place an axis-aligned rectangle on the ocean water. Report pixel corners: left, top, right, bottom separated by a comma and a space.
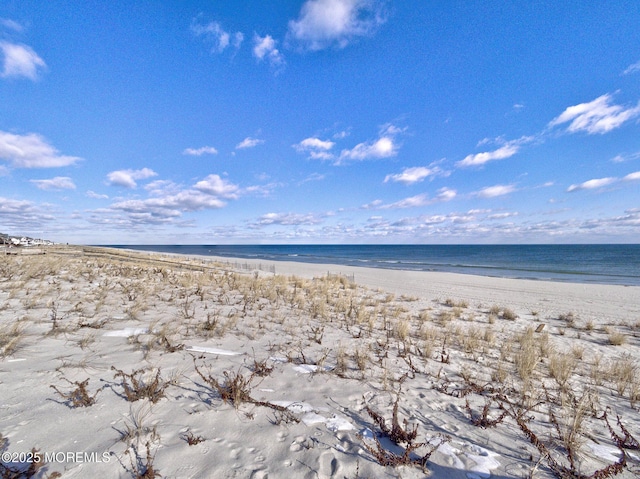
105, 244, 640, 286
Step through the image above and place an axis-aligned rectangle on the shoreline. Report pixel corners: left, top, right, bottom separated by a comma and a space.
111, 246, 640, 326
2, 245, 639, 478
101, 243, 640, 287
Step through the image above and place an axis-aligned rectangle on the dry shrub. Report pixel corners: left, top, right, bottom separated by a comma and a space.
250, 357, 274, 377
484, 373, 631, 479
515, 415, 625, 479
111, 367, 170, 403
181, 430, 205, 446
123, 441, 161, 479
199, 368, 255, 408
464, 398, 508, 428
193, 358, 297, 420
602, 411, 640, 451
50, 378, 100, 408
361, 392, 449, 470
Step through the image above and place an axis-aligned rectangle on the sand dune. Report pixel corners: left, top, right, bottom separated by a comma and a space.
1, 246, 639, 478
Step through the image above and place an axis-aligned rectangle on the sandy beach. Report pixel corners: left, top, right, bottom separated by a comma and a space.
1, 245, 639, 478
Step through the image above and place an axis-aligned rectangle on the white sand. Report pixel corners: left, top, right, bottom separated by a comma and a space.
1, 246, 639, 478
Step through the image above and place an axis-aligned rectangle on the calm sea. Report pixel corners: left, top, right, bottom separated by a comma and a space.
104, 244, 640, 286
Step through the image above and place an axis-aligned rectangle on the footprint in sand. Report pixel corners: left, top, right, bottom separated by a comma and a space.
317, 451, 340, 479
228, 441, 242, 459
289, 435, 307, 452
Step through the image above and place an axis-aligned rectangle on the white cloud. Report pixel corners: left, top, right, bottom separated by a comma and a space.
183, 146, 218, 156
295, 124, 403, 164
236, 137, 265, 149
361, 199, 383, 209
0, 41, 46, 80
106, 168, 157, 189
287, 0, 386, 51
86, 190, 109, 200
291, 137, 335, 156
435, 187, 457, 202
623, 60, 640, 75
384, 166, 444, 185
364, 187, 456, 210
475, 184, 516, 198
1, 19, 23, 32
610, 151, 640, 163
0, 130, 81, 168
30, 176, 76, 191
457, 142, 520, 168
0, 196, 55, 230
253, 34, 285, 68
144, 180, 181, 196
250, 212, 325, 228
110, 191, 225, 217
488, 212, 519, 219
104, 175, 245, 225
191, 19, 242, 53
193, 174, 239, 198
296, 137, 335, 151
339, 136, 396, 163
548, 94, 640, 135
565, 172, 640, 192
382, 193, 430, 209
293, 137, 336, 159
243, 182, 279, 197
233, 32, 244, 49
566, 177, 616, 192
299, 173, 326, 184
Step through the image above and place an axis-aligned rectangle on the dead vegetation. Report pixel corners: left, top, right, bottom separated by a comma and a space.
50, 378, 100, 408
360, 384, 450, 469
111, 367, 171, 403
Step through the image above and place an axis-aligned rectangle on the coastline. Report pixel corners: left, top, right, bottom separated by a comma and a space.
1, 245, 639, 478
124, 247, 640, 326
106, 243, 640, 287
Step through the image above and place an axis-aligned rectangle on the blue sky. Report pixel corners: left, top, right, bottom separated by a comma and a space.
1, 1, 640, 244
